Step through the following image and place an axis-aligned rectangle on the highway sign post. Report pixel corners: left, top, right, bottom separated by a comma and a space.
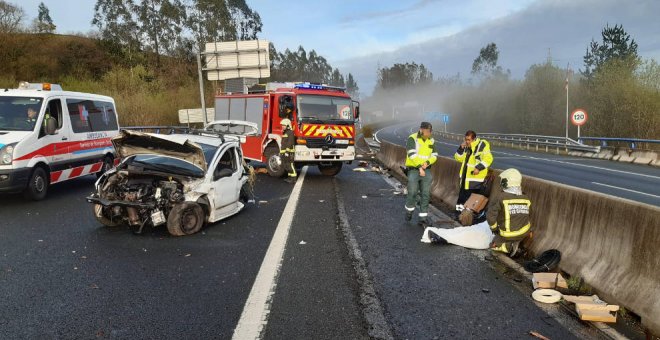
441, 114, 450, 132
571, 109, 588, 140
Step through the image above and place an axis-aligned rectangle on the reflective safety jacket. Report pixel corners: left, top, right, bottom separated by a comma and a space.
280, 125, 295, 155
454, 138, 493, 190
486, 191, 532, 239
405, 132, 438, 168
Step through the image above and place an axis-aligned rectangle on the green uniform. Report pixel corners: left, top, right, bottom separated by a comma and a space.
404, 132, 439, 220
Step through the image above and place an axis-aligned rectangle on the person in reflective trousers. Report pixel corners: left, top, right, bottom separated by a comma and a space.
280, 107, 297, 183
404, 122, 439, 227
487, 168, 532, 257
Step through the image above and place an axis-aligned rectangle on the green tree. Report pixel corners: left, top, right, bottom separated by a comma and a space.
134, 0, 187, 68
376, 62, 433, 90
582, 24, 639, 80
186, 0, 233, 52
345, 73, 359, 99
227, 0, 262, 40
35, 2, 55, 33
0, 0, 25, 33
518, 60, 566, 135
92, 0, 141, 64
329, 68, 345, 87
471, 42, 501, 75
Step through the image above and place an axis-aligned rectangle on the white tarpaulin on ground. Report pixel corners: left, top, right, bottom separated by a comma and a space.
420, 221, 494, 249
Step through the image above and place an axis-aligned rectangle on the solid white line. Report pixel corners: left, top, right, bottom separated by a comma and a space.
435, 140, 660, 181
591, 182, 660, 199
232, 167, 307, 340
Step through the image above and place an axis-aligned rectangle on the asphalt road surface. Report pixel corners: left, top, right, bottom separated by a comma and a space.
1, 164, 606, 339
376, 122, 660, 206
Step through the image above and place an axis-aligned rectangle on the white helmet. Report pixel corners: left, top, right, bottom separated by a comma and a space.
280, 118, 292, 129
499, 168, 522, 188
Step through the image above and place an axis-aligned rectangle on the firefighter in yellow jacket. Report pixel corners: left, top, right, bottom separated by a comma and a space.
454, 130, 493, 207
487, 168, 531, 256
405, 122, 439, 226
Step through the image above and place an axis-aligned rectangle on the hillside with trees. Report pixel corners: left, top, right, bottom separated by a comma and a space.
364, 24, 659, 140
0, 0, 358, 126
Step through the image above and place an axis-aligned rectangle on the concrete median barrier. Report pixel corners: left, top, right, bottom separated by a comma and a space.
377, 140, 660, 334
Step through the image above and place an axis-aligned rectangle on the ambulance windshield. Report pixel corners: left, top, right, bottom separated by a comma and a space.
0, 97, 44, 131
297, 95, 353, 122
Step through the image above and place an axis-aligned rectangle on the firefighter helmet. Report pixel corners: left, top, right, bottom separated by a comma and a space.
499, 168, 522, 189
280, 118, 292, 129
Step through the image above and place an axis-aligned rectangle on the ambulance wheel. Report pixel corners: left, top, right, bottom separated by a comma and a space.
93, 204, 121, 227
23, 167, 48, 201
167, 202, 204, 236
97, 156, 114, 179
318, 162, 343, 176
265, 147, 286, 177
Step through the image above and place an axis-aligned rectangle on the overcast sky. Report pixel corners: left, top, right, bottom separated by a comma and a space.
19, 0, 660, 95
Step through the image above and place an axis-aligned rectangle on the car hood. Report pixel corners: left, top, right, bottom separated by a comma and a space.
112, 130, 207, 172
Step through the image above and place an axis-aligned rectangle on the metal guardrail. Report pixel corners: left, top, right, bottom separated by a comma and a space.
578, 137, 660, 150
436, 132, 601, 153
122, 126, 191, 134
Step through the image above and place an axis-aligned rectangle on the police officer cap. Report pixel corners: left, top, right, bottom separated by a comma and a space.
420, 122, 432, 130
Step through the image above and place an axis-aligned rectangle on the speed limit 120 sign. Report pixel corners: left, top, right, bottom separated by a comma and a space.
571, 109, 588, 126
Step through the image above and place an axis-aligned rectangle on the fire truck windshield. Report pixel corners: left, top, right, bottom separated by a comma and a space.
297, 95, 353, 122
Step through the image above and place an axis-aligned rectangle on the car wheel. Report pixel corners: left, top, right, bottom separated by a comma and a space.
167, 202, 205, 236
23, 167, 48, 201
93, 204, 121, 227
265, 147, 286, 177
318, 162, 343, 176
97, 156, 114, 179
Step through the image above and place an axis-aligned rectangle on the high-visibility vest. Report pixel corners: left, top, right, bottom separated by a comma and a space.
488, 193, 532, 238
454, 138, 493, 189
405, 132, 438, 168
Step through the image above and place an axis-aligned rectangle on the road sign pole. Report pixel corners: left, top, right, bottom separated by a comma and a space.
444, 122, 447, 133
578, 125, 580, 141
197, 53, 207, 125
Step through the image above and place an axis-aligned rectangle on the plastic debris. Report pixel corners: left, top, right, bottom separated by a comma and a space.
299, 240, 307, 245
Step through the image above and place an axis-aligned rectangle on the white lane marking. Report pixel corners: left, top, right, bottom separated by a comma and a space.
232, 167, 308, 340
435, 140, 660, 181
591, 182, 660, 199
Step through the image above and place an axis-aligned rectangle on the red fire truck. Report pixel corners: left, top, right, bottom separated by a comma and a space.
209, 82, 359, 176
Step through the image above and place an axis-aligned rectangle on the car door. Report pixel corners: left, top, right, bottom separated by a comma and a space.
40, 98, 71, 171
210, 146, 241, 210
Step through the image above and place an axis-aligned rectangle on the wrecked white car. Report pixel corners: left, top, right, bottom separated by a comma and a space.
86, 130, 252, 236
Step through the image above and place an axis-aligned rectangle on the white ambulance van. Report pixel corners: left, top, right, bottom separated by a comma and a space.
0, 82, 119, 200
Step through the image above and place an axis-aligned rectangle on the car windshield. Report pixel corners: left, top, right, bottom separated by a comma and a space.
128, 143, 217, 178
0, 96, 44, 131
297, 95, 353, 122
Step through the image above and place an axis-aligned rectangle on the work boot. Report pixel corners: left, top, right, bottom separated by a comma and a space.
284, 177, 297, 184
509, 241, 521, 258
418, 218, 430, 228
405, 211, 413, 221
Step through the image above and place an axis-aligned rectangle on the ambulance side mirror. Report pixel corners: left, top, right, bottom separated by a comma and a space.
45, 117, 57, 135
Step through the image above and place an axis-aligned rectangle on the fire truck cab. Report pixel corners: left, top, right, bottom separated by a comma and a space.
211, 82, 359, 176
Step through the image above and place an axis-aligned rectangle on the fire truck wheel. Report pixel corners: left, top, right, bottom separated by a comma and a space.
167, 202, 205, 236
318, 162, 343, 176
23, 167, 49, 201
265, 147, 286, 177
93, 204, 121, 227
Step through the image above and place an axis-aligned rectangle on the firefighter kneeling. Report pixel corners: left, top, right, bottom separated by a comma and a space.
486, 168, 531, 256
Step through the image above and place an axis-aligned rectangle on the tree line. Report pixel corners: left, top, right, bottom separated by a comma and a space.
365, 24, 658, 140
0, 0, 360, 126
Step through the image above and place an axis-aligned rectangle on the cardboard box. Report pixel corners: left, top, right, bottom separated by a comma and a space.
563, 295, 619, 323
465, 193, 488, 212
532, 273, 568, 289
